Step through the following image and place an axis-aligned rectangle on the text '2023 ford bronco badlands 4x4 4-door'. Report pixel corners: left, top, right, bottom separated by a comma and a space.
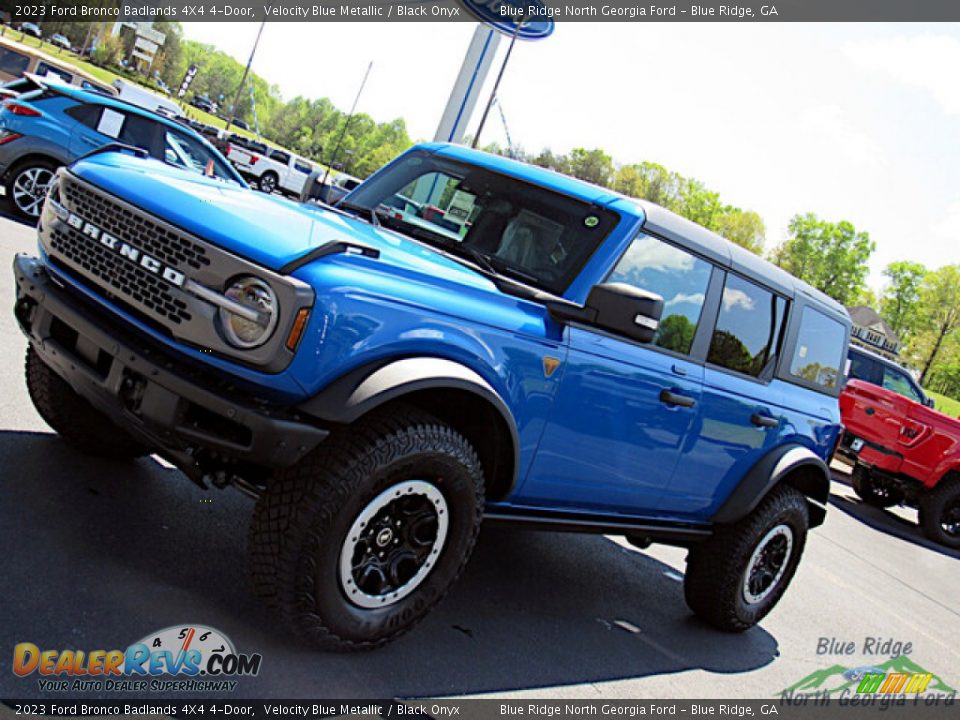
13, 143, 851, 649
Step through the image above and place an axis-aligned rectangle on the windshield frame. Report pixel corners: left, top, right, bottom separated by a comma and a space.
342, 150, 621, 296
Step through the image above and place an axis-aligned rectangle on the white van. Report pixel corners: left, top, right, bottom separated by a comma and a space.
111, 78, 183, 118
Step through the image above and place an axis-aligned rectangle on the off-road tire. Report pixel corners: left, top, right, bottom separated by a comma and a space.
918, 474, 960, 549
684, 485, 809, 632
25, 346, 150, 458
248, 407, 485, 651
257, 172, 278, 194
852, 464, 904, 508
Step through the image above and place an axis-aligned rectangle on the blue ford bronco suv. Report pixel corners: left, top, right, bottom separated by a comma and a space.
13, 142, 850, 649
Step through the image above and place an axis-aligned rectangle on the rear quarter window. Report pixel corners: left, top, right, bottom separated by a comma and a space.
789, 307, 847, 391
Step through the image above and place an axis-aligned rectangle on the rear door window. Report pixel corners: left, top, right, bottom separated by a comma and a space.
608, 235, 713, 355
707, 273, 787, 379
789, 307, 846, 390
848, 349, 880, 384
35, 62, 73, 84
0, 48, 30, 77
269, 150, 290, 164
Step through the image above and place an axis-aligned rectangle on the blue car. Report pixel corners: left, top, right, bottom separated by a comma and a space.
14, 142, 850, 649
0, 75, 243, 219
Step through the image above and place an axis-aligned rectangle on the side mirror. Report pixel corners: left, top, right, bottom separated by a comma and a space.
585, 282, 664, 343
923, 396, 936, 409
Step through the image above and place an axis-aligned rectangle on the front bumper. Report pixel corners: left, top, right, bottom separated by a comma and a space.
13, 254, 328, 482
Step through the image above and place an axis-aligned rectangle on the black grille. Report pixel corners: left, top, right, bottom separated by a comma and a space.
62, 179, 211, 271
49, 227, 191, 324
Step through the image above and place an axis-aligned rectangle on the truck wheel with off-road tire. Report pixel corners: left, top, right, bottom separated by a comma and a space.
684, 485, 809, 632
918, 474, 960, 549
25, 346, 150, 459
248, 407, 484, 650
851, 464, 905, 508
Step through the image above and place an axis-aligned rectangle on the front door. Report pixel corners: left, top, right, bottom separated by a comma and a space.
516, 233, 715, 515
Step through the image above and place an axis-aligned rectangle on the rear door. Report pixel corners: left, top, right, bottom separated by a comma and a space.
517, 233, 714, 515
658, 272, 791, 517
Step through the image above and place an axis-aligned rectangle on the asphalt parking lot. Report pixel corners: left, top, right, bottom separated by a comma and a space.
0, 209, 957, 700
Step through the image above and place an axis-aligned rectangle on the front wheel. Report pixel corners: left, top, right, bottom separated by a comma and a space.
7, 159, 57, 220
248, 408, 484, 650
684, 485, 809, 632
918, 475, 960, 549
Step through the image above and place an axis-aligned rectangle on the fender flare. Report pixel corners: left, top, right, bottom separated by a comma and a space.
298, 357, 520, 487
713, 444, 831, 527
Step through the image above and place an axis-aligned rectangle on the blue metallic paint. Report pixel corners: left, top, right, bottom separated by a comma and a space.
52, 142, 843, 524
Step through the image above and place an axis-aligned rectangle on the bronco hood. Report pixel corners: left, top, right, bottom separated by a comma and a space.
68, 153, 493, 290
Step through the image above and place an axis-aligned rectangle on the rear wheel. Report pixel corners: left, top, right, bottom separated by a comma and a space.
851, 464, 904, 508
918, 475, 960, 549
257, 172, 278, 194
6, 159, 57, 220
25, 346, 150, 459
684, 485, 809, 632
248, 407, 484, 650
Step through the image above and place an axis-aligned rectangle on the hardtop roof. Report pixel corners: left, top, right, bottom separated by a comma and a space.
426, 142, 847, 318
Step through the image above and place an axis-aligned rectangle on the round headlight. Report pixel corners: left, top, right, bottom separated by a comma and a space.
219, 276, 278, 348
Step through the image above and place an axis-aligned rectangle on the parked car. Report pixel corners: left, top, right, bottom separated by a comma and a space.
189, 94, 217, 114
0, 36, 116, 95
13, 142, 851, 649
18, 23, 41, 39
0, 75, 244, 218
231, 117, 249, 131
226, 142, 316, 195
111, 78, 183, 118
299, 170, 362, 205
836, 349, 960, 547
48, 34, 71, 51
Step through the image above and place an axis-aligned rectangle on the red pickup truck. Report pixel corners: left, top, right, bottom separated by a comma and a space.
838, 350, 960, 548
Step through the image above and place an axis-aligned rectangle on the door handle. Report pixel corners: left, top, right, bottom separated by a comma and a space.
751, 412, 779, 428
660, 389, 696, 408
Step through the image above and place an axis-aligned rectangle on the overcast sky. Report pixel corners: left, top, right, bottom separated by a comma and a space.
183, 21, 960, 290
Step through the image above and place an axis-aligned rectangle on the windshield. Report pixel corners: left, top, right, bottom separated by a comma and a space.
162, 128, 244, 185
342, 151, 620, 295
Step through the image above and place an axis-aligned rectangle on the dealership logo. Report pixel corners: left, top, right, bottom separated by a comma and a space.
12, 624, 261, 687
459, 1, 555, 40
53, 202, 186, 288
780, 655, 955, 703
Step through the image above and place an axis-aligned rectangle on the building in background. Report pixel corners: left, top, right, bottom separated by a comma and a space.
847, 305, 901, 359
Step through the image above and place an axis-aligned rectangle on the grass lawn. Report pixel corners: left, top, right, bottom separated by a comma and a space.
926, 390, 960, 418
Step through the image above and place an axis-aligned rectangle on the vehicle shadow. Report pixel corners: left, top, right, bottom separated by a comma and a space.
0, 430, 780, 698
0, 197, 35, 228
827, 472, 960, 561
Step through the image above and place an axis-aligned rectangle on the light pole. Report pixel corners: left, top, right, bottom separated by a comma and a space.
225, 21, 266, 133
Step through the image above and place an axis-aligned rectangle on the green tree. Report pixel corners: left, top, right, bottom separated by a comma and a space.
880, 261, 926, 342
910, 265, 960, 384
657, 314, 696, 355
568, 147, 613, 186
770, 213, 875, 305
711, 207, 766, 255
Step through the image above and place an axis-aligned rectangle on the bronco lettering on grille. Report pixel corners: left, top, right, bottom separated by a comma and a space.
63, 210, 186, 288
